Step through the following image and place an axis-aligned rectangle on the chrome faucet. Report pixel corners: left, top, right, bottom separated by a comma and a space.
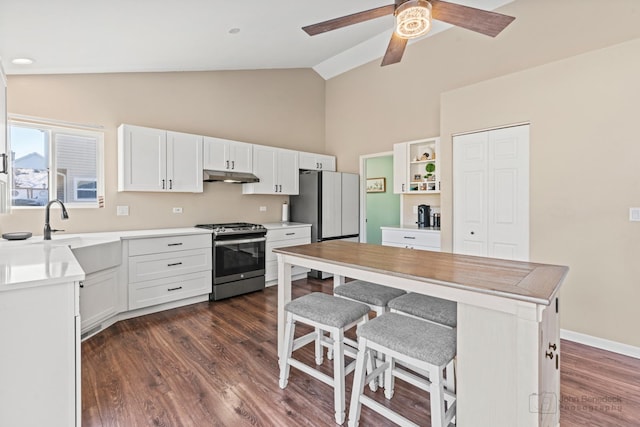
44, 199, 69, 240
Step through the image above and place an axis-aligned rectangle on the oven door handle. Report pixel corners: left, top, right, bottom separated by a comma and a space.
214, 237, 266, 246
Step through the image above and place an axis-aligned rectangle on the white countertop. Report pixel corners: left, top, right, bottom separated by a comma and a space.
0, 227, 212, 291
262, 222, 312, 230
380, 224, 441, 232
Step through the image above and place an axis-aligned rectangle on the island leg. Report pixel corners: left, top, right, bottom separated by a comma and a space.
277, 253, 293, 360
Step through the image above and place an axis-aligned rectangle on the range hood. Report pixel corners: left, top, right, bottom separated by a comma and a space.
203, 169, 260, 184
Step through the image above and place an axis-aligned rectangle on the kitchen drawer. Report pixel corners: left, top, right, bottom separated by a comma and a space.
128, 248, 212, 283
265, 260, 310, 282
382, 241, 440, 252
129, 270, 212, 310
267, 227, 311, 242
128, 234, 211, 256
381, 229, 440, 249
266, 237, 310, 262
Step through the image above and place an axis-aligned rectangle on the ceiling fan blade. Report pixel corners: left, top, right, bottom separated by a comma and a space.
381, 32, 408, 66
303, 4, 395, 36
430, 0, 515, 37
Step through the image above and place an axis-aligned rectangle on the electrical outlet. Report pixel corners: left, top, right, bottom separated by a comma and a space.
412, 205, 418, 214
116, 205, 129, 216
259, 206, 267, 212
630, 207, 640, 222
172, 207, 183, 214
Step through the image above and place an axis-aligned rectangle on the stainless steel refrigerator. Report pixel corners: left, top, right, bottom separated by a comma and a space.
290, 170, 360, 279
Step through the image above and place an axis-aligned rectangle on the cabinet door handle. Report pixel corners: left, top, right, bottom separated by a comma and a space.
231, 160, 235, 170
470, 231, 475, 235
162, 179, 165, 189
0, 153, 7, 174
548, 343, 557, 351
168, 286, 183, 292
403, 236, 416, 239
167, 262, 183, 267
226, 160, 230, 169
402, 183, 405, 192
167, 243, 183, 246
545, 351, 554, 360
274, 184, 278, 192
285, 232, 295, 236
169, 179, 173, 189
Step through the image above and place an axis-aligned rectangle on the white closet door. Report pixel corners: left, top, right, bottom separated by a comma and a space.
453, 124, 529, 261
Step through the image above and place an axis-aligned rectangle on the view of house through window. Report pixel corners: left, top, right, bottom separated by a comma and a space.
9, 121, 103, 208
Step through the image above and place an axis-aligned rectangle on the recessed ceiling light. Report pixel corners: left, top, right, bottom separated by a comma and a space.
12, 58, 34, 65
228, 28, 240, 34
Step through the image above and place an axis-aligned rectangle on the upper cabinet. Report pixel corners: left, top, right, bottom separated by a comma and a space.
298, 151, 336, 171
243, 145, 299, 195
393, 137, 440, 194
118, 124, 203, 193
203, 136, 252, 173
0, 64, 8, 213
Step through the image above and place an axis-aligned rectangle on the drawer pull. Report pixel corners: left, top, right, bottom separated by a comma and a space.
403, 236, 416, 239
167, 243, 183, 246
167, 262, 183, 267
167, 286, 183, 292
285, 232, 295, 236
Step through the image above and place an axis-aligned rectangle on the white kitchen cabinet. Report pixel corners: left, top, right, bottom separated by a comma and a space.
243, 145, 299, 195
0, 280, 80, 427
80, 267, 119, 334
118, 124, 203, 193
203, 136, 253, 173
0, 64, 8, 213
264, 223, 311, 285
126, 233, 212, 310
298, 151, 336, 171
381, 226, 441, 251
393, 137, 440, 194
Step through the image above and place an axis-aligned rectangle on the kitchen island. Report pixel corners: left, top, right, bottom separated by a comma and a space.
274, 240, 568, 426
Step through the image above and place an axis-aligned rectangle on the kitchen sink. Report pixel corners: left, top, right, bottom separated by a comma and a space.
29, 236, 122, 274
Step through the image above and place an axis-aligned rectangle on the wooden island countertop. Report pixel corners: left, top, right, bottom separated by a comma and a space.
273, 240, 568, 305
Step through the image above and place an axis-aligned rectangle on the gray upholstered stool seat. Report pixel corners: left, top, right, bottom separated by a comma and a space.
334, 280, 407, 308
285, 292, 370, 328
348, 313, 457, 427
388, 292, 457, 328
357, 313, 456, 366
280, 292, 370, 424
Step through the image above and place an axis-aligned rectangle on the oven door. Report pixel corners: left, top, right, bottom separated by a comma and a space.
213, 236, 266, 285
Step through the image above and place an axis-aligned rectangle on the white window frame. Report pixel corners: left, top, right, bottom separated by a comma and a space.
73, 176, 97, 202
8, 117, 105, 209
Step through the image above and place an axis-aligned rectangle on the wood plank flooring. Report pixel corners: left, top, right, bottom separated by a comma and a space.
82, 278, 640, 426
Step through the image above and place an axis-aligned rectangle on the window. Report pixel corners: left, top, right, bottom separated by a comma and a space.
9, 119, 104, 208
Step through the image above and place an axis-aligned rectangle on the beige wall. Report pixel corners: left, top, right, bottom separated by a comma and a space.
1, 69, 326, 233
440, 38, 640, 347
325, 0, 640, 347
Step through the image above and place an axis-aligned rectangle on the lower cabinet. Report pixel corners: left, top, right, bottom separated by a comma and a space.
125, 234, 212, 310
0, 281, 80, 427
80, 267, 119, 333
381, 227, 441, 251
265, 224, 311, 285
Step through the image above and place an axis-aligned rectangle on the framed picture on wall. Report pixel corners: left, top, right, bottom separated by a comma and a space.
366, 177, 386, 193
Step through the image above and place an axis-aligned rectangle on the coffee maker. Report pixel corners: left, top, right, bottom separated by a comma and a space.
417, 204, 431, 228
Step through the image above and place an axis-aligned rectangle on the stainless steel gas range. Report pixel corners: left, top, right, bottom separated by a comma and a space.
195, 222, 267, 301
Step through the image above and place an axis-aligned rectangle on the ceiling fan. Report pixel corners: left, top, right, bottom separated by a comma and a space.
302, 0, 515, 66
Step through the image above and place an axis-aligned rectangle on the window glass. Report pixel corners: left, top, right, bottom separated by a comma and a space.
9, 121, 103, 208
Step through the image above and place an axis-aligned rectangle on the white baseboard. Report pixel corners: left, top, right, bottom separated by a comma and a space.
561, 329, 640, 359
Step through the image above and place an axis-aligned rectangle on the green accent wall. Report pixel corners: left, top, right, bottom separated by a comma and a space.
365, 156, 400, 245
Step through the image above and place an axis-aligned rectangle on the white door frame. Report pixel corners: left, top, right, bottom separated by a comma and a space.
359, 151, 394, 244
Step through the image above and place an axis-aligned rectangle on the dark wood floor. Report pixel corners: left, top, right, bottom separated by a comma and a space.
82, 278, 640, 426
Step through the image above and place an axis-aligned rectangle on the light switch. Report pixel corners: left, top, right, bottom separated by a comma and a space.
630, 207, 640, 222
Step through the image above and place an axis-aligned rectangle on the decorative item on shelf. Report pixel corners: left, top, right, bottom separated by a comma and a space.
366, 177, 386, 193
413, 174, 422, 181
424, 162, 436, 182
419, 183, 427, 191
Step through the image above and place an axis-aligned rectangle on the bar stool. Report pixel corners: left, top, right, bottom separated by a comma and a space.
348, 313, 457, 427
334, 280, 407, 317
388, 292, 457, 398
279, 292, 370, 424
388, 292, 457, 328
334, 280, 407, 388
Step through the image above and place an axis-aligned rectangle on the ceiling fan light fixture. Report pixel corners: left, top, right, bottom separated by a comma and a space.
395, 0, 432, 39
